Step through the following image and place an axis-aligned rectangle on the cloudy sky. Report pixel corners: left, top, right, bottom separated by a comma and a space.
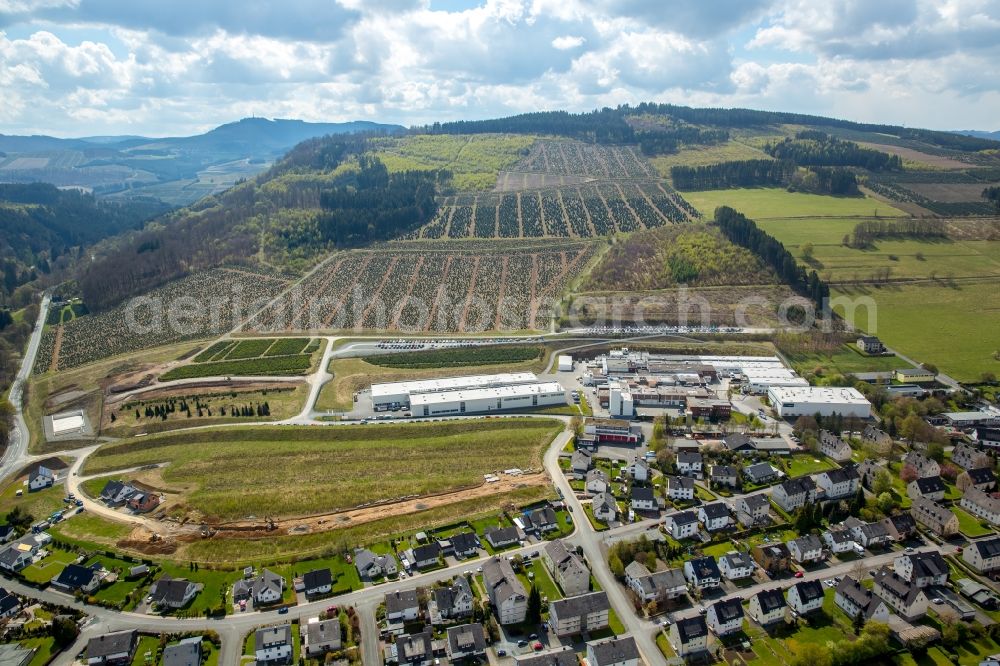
1, 0, 998, 136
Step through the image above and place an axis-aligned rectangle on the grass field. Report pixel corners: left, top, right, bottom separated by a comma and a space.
954, 506, 994, 538
834, 281, 1000, 382
83, 420, 562, 521
783, 454, 838, 478
648, 140, 774, 176
784, 344, 910, 378
685, 188, 907, 220
159, 353, 315, 381
363, 345, 543, 369
21, 637, 58, 666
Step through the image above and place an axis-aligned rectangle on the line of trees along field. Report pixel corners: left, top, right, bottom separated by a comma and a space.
850, 218, 948, 248
715, 206, 830, 307
765, 132, 902, 171
671, 160, 794, 190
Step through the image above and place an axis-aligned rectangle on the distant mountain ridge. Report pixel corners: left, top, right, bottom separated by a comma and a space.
955, 129, 1000, 141
0, 117, 405, 206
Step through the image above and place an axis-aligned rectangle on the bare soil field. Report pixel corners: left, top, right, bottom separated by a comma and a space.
946, 217, 1000, 240
494, 171, 594, 191
905, 182, 995, 202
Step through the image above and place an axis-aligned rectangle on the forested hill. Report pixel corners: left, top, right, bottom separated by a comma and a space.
78, 135, 440, 311
0, 183, 170, 302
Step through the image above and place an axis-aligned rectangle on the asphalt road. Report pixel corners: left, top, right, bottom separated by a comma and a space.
0, 292, 50, 484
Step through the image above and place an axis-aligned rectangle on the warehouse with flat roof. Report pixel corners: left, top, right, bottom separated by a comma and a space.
371, 372, 540, 408
767, 386, 872, 419
410, 382, 566, 417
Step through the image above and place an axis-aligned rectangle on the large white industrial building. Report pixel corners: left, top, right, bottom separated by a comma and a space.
608, 380, 634, 418
371, 372, 540, 409
410, 382, 566, 417
767, 386, 872, 419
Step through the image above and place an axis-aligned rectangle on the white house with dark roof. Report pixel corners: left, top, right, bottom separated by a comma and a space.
718, 551, 755, 580
960, 467, 997, 492
787, 535, 824, 564
304, 618, 342, 657
737, 494, 771, 527
894, 551, 949, 588
844, 517, 891, 549
815, 466, 860, 500
822, 528, 856, 554
302, 569, 332, 597
433, 577, 474, 620
706, 597, 744, 636
665, 475, 694, 501
446, 623, 487, 661
952, 443, 989, 471
571, 450, 592, 479
586, 636, 639, 666
255, 625, 292, 666
624, 562, 686, 603
148, 575, 199, 609
907, 476, 946, 502
818, 430, 852, 462
630, 485, 657, 512
669, 616, 708, 658
355, 548, 397, 579
684, 557, 721, 590
835, 576, 890, 623
961, 487, 1000, 525
27, 465, 54, 492
788, 580, 825, 615
665, 511, 698, 540
628, 456, 650, 483
85, 630, 138, 666
233, 569, 284, 607
482, 556, 527, 625
749, 588, 786, 626
710, 465, 738, 489
544, 540, 590, 598
873, 567, 928, 620
585, 469, 609, 495
676, 451, 703, 477
771, 477, 817, 512
698, 502, 731, 531
744, 462, 779, 486
484, 526, 520, 550
384, 590, 420, 624
548, 591, 610, 637
591, 493, 618, 523
964, 536, 1000, 573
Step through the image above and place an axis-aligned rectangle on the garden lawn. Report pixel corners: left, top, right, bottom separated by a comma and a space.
954, 506, 994, 538
83, 420, 561, 521
784, 454, 837, 478
685, 188, 906, 220
21, 549, 78, 584
21, 637, 57, 666
131, 636, 160, 666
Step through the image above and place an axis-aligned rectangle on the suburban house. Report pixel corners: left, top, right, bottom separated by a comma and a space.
787, 535, 824, 564
816, 466, 861, 500
963, 536, 1000, 573
85, 631, 139, 666
952, 443, 990, 471
514, 649, 578, 666
744, 462, 779, 486
698, 502, 731, 532
125, 493, 160, 514
873, 567, 929, 621
571, 450, 592, 479
737, 494, 771, 527
586, 636, 640, 666
669, 616, 708, 658
484, 527, 520, 550
665, 475, 695, 501
544, 540, 590, 598
961, 487, 1000, 525
718, 551, 755, 581
408, 543, 443, 570
302, 569, 332, 598
304, 618, 342, 657
844, 517, 892, 549
0, 534, 42, 572
684, 557, 721, 591
630, 486, 657, 512
787, 580, 825, 616
255, 625, 293, 665
857, 335, 886, 354
394, 629, 433, 666
548, 591, 610, 637
445, 624, 487, 661
751, 544, 791, 576
973, 427, 1000, 448
882, 512, 918, 542
722, 433, 755, 454
148, 575, 200, 609
903, 452, 941, 479
771, 477, 817, 513
676, 451, 703, 477
894, 552, 949, 588
433, 576, 474, 620
835, 576, 890, 623
857, 459, 882, 491
384, 590, 421, 624
525, 506, 558, 534
709, 465, 738, 489
482, 556, 527, 625
706, 597, 744, 636
862, 425, 893, 451
823, 528, 856, 554
628, 457, 650, 483
586, 469, 609, 495
911, 497, 959, 537
749, 588, 786, 626
0, 525, 13, 544
0, 592, 20, 620
665, 511, 699, 540
354, 549, 398, 579
449, 532, 480, 559
233, 569, 284, 607
959, 467, 997, 493
818, 430, 852, 462
591, 493, 618, 523
907, 476, 946, 502
52, 563, 101, 594
624, 562, 686, 603
162, 637, 202, 666
99, 480, 137, 506
27, 465, 54, 492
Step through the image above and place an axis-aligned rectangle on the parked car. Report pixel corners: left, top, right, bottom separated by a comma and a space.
794, 571, 804, 578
